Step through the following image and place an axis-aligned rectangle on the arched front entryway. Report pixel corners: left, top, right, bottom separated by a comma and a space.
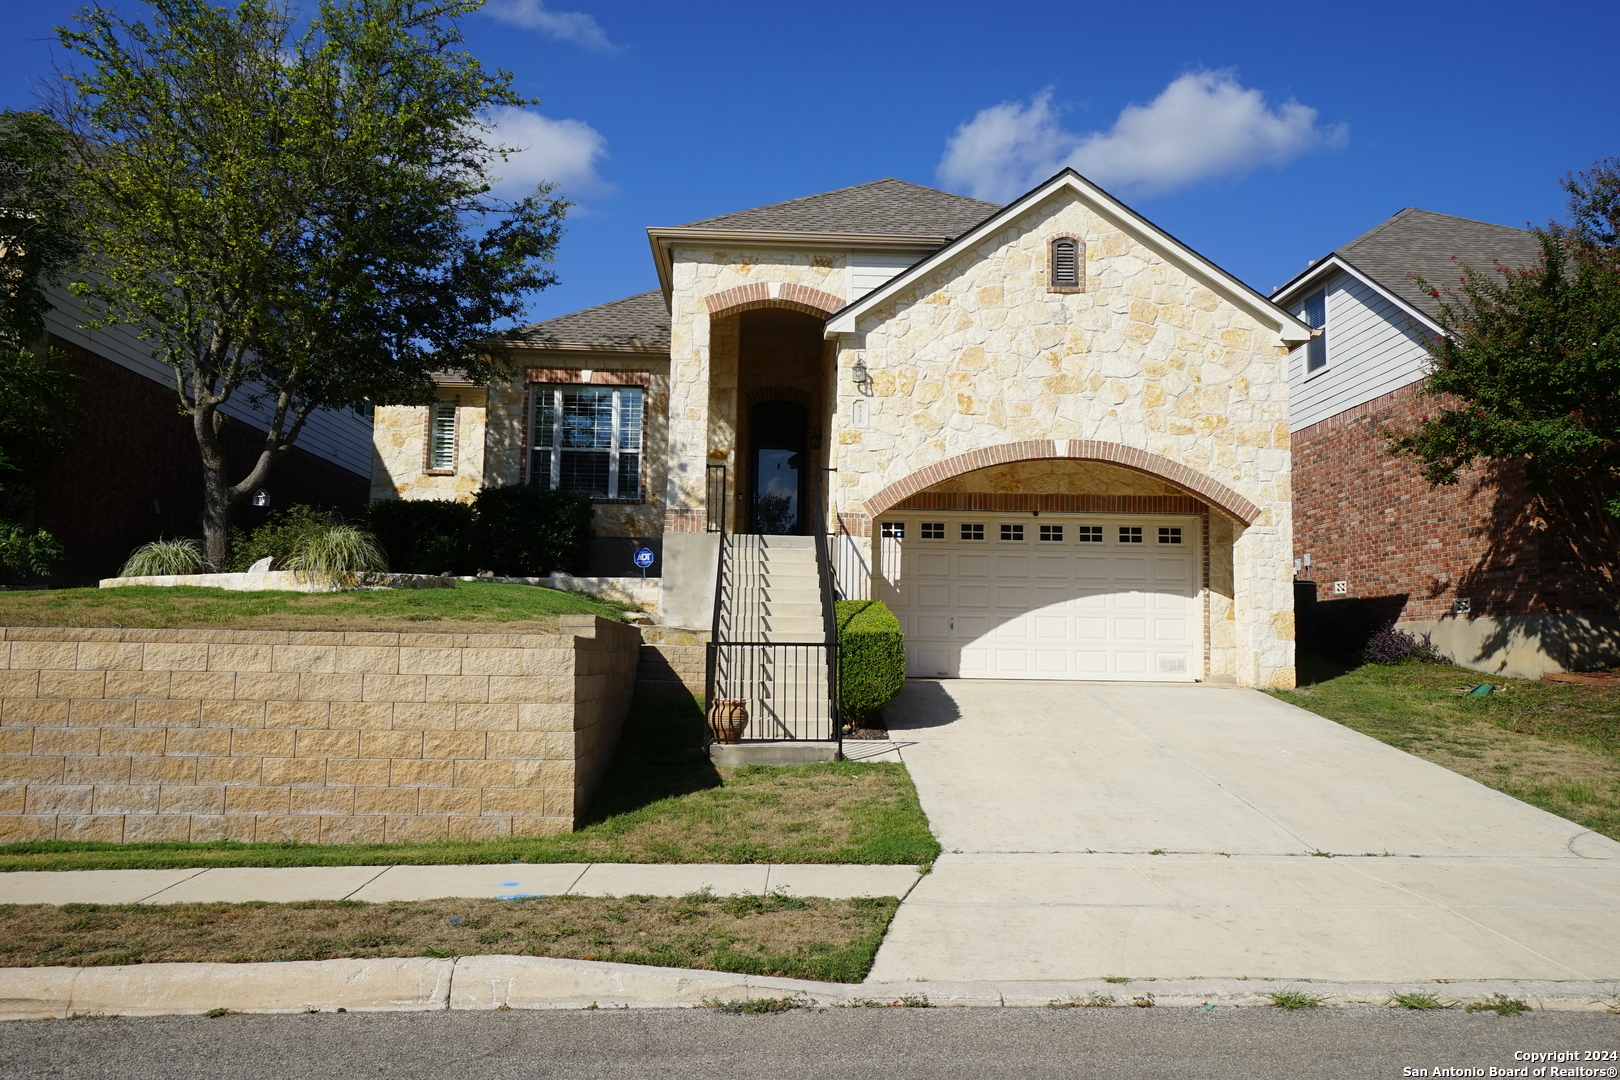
858, 441, 1254, 684
703, 290, 841, 533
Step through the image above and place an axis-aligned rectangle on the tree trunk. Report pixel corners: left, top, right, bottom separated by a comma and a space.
194, 402, 234, 571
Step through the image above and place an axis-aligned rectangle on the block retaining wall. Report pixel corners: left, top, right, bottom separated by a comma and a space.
0, 616, 640, 844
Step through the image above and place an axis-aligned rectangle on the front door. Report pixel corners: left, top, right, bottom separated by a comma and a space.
749, 400, 807, 534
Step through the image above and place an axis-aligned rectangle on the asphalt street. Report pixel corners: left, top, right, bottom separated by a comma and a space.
1, 1007, 1616, 1080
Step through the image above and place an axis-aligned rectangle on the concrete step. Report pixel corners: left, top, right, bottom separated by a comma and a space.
760, 602, 822, 618
741, 535, 815, 549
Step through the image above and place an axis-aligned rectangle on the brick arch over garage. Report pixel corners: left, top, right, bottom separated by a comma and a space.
863, 439, 1262, 525
704, 282, 844, 320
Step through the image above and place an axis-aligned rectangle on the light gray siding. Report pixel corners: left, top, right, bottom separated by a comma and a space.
846, 251, 917, 302
1286, 269, 1433, 432
43, 287, 374, 477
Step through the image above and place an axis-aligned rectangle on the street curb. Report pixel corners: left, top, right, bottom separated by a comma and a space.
3, 957, 1618, 1019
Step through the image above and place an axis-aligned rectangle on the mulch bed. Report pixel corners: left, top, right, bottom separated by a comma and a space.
1541, 670, 1620, 687
843, 713, 890, 741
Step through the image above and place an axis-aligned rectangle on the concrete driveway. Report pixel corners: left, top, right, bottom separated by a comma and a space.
869, 680, 1620, 984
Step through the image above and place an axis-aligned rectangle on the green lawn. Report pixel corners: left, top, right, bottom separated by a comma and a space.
0, 581, 630, 633
1274, 656, 1620, 842
0, 696, 941, 872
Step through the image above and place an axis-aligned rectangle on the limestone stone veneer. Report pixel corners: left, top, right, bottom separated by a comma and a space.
0, 616, 639, 844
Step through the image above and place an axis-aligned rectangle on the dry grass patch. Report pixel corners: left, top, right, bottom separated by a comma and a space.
1275, 658, 1620, 841
0, 581, 629, 632
0, 892, 899, 983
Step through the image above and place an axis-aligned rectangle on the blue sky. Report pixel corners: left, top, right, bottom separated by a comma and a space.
4, 0, 1617, 325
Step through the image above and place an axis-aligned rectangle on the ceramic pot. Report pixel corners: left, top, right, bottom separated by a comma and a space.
706, 699, 748, 744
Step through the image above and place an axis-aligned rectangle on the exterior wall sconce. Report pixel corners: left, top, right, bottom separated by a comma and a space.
251, 490, 271, 508
851, 356, 872, 393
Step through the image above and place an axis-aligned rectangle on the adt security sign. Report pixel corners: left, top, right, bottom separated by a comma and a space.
632, 547, 655, 576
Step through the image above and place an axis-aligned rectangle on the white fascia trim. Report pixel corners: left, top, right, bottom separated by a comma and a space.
1272, 255, 1444, 337
823, 170, 1313, 344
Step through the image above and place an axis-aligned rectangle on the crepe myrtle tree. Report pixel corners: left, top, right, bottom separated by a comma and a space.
52, 0, 566, 568
1387, 158, 1620, 601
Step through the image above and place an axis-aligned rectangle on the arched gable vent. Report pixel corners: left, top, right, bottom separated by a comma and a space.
1049, 237, 1083, 291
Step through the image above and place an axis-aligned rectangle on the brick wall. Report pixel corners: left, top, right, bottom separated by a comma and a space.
35, 336, 368, 581
1292, 383, 1608, 620
0, 616, 639, 844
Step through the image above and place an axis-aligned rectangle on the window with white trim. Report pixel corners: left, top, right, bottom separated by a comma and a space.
529, 384, 644, 500
999, 523, 1024, 541
427, 401, 457, 472
1299, 290, 1327, 373
920, 522, 945, 540
882, 521, 905, 539
1158, 527, 1183, 544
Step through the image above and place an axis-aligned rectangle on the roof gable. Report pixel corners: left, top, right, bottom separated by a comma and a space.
1336, 208, 1542, 319
673, 178, 1001, 240
826, 169, 1311, 344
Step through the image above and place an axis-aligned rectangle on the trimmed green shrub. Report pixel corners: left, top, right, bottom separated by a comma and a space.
0, 521, 63, 582
120, 537, 206, 577
0, 521, 63, 581
836, 600, 905, 724
472, 485, 593, 577
225, 505, 334, 572
367, 498, 475, 575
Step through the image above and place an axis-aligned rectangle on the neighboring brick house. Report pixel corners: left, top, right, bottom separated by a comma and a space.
31, 289, 374, 579
375, 171, 1311, 688
1273, 209, 1616, 677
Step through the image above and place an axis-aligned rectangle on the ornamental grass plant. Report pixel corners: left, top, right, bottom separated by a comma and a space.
118, 537, 207, 577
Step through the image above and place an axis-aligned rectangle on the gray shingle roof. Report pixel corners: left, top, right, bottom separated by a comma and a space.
1334, 208, 1544, 318
675, 178, 1002, 239
507, 289, 670, 351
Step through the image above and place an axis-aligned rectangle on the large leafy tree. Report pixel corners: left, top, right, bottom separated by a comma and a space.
0, 112, 80, 579
0, 112, 81, 514
1388, 158, 1620, 603
52, 0, 565, 567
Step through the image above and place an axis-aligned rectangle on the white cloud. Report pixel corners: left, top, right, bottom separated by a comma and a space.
482, 106, 609, 198
481, 0, 613, 50
939, 72, 1347, 203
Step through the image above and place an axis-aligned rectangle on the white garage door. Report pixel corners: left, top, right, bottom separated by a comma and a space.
875, 513, 1200, 681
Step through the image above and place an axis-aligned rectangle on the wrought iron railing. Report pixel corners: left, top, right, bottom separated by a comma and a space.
705, 463, 726, 534
704, 465, 841, 747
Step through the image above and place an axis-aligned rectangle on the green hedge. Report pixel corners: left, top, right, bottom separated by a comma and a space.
836, 600, 905, 724
367, 486, 593, 577
367, 498, 476, 575
472, 485, 593, 577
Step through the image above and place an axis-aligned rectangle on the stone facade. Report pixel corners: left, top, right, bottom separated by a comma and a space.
0, 617, 639, 843
821, 190, 1294, 686
372, 356, 669, 545
370, 174, 1304, 687
371, 390, 489, 504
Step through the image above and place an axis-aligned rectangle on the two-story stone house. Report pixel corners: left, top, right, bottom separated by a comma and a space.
373, 171, 1311, 689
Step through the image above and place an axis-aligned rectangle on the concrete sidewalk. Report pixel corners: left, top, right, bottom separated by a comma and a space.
0, 862, 923, 906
